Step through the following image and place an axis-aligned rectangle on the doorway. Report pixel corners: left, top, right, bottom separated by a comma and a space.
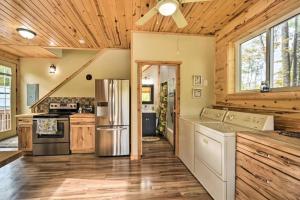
137, 61, 181, 157
0, 62, 17, 151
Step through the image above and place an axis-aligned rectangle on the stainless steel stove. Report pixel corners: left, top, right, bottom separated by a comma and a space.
32, 103, 78, 156
277, 130, 300, 138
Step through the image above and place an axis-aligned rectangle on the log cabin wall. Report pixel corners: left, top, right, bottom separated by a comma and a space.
215, 0, 300, 111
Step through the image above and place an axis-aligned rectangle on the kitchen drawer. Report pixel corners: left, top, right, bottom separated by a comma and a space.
195, 131, 222, 177
17, 118, 33, 126
236, 177, 268, 200
70, 117, 95, 125
236, 151, 300, 200
237, 136, 300, 178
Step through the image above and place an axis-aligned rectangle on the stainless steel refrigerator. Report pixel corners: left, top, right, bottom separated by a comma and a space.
95, 79, 130, 156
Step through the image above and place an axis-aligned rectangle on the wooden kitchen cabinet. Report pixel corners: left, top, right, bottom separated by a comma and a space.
17, 117, 33, 152
70, 114, 95, 153
178, 117, 195, 173
236, 131, 300, 200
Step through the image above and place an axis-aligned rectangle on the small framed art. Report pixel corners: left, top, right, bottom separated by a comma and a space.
192, 88, 202, 98
193, 75, 202, 86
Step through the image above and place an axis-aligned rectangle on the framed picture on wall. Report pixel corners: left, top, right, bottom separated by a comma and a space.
192, 88, 202, 99
193, 75, 202, 86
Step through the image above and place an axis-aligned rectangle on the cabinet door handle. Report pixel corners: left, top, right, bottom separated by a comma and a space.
253, 173, 271, 184
255, 150, 271, 158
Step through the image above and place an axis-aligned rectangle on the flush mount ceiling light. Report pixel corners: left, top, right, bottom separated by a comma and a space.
158, 0, 179, 16
49, 64, 56, 74
16, 28, 36, 40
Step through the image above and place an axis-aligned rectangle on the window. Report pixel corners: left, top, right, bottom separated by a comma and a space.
239, 33, 267, 90
238, 13, 300, 91
0, 65, 12, 132
271, 15, 300, 88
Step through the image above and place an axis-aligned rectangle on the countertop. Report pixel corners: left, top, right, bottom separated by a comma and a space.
16, 113, 95, 118
70, 113, 95, 118
15, 113, 45, 118
237, 131, 300, 155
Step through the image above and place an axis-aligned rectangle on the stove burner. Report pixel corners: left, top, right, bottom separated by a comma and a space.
277, 131, 300, 138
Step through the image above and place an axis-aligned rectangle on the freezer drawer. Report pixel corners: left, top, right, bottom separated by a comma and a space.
95, 126, 129, 156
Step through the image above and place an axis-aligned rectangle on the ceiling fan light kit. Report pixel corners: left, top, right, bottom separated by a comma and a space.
136, 0, 212, 28
158, 0, 178, 16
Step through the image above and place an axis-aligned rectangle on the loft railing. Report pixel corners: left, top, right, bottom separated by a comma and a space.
0, 109, 11, 132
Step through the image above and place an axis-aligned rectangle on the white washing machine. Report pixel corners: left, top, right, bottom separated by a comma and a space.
194, 111, 274, 200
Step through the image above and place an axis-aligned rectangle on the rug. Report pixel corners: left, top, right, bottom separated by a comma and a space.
142, 136, 160, 142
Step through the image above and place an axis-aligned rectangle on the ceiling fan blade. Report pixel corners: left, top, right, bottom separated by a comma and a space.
172, 10, 188, 28
180, 0, 212, 3
136, 7, 158, 26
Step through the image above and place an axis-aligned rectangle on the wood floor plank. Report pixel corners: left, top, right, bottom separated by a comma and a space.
0, 138, 212, 200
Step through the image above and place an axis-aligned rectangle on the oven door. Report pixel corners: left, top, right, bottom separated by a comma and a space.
32, 118, 69, 143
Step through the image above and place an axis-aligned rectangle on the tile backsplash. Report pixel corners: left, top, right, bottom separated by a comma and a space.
35, 97, 95, 113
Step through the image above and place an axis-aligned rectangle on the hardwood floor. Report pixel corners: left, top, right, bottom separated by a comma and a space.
0, 138, 211, 200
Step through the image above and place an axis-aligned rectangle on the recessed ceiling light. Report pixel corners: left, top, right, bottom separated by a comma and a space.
158, 0, 178, 16
49, 41, 55, 46
79, 39, 85, 44
16, 28, 36, 40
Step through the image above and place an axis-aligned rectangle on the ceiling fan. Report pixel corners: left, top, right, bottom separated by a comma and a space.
136, 0, 212, 28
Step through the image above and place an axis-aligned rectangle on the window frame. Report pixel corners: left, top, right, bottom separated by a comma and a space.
235, 9, 300, 93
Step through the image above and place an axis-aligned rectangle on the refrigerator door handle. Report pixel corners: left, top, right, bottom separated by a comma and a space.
96, 127, 127, 131
108, 81, 113, 124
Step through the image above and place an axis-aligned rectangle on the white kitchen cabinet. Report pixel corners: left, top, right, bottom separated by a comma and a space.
179, 118, 195, 173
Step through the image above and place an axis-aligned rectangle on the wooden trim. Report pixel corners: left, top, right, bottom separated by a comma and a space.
30, 49, 106, 111
226, 91, 300, 101
136, 61, 181, 159
136, 60, 182, 65
213, 104, 300, 114
131, 30, 215, 38
175, 64, 180, 157
137, 63, 143, 158
44, 47, 102, 51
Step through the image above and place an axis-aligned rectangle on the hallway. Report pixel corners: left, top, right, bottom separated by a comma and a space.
0, 138, 211, 200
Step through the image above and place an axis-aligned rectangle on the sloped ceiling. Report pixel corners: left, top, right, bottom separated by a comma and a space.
0, 0, 258, 57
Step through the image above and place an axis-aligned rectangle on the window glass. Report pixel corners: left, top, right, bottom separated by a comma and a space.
0, 65, 12, 132
271, 14, 300, 88
240, 33, 267, 90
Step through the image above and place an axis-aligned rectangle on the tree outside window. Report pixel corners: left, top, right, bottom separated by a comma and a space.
238, 13, 300, 91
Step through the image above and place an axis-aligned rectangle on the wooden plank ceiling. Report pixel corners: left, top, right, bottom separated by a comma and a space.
0, 0, 258, 57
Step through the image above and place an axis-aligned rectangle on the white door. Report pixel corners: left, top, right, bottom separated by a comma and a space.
0, 62, 16, 141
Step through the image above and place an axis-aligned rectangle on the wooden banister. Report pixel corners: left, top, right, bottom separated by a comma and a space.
30, 49, 107, 112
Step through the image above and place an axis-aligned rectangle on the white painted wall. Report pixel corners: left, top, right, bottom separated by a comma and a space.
20, 49, 130, 113
131, 32, 216, 158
